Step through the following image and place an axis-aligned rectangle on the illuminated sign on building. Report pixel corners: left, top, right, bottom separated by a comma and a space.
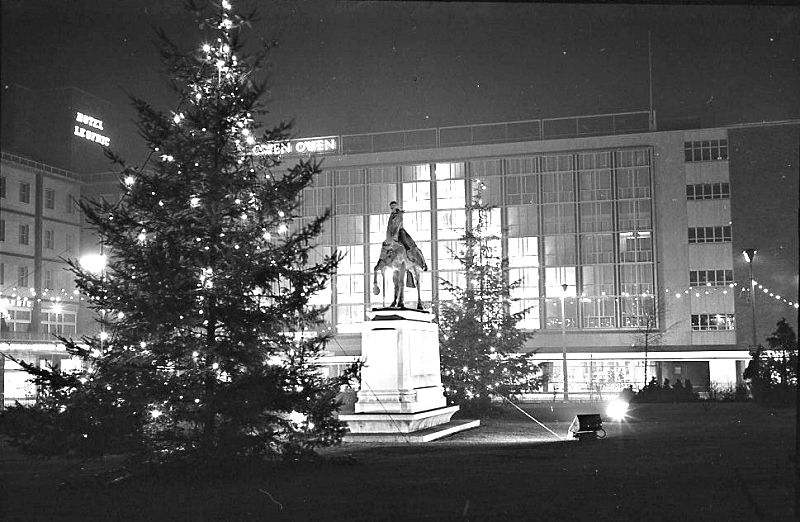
252, 136, 338, 157
74, 111, 110, 147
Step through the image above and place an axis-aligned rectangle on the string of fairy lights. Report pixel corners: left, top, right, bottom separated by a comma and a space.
1, 0, 798, 339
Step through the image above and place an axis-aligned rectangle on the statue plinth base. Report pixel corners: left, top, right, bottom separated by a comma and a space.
340, 309, 479, 441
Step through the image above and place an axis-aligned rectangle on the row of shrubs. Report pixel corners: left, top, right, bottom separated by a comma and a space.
626, 378, 795, 405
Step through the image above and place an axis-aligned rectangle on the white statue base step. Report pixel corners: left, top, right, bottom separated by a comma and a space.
341, 309, 479, 442
342, 418, 480, 443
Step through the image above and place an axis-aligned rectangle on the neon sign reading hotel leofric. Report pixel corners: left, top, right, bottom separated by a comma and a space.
252, 136, 337, 157
74, 111, 111, 147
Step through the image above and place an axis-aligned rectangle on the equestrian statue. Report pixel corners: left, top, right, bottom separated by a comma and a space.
372, 201, 428, 309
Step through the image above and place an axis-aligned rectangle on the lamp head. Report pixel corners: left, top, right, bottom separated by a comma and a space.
743, 249, 757, 263
79, 254, 107, 275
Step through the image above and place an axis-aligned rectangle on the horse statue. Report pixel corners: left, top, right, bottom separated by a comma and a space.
372, 240, 427, 309
372, 203, 428, 309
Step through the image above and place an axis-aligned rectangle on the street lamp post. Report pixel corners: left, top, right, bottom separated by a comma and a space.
561, 283, 569, 401
743, 249, 758, 362
80, 252, 108, 348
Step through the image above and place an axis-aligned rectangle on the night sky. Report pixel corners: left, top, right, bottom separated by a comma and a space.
2, 1, 798, 331
2, 1, 799, 137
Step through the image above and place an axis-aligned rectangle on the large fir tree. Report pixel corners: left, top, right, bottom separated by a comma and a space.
438, 197, 541, 415
0, 0, 356, 461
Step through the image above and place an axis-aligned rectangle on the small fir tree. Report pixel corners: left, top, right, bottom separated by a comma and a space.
0, 0, 357, 462
744, 318, 798, 390
438, 198, 541, 415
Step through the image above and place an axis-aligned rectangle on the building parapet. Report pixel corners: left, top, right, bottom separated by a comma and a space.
338, 110, 655, 155
1, 150, 83, 182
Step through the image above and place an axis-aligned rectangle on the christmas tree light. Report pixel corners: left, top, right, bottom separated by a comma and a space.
0, 0, 357, 463
438, 196, 542, 415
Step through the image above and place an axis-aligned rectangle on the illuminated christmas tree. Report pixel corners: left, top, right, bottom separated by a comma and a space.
0, 0, 356, 462
438, 197, 541, 415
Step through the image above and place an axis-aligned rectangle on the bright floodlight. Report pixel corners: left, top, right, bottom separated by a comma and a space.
606, 399, 629, 421
79, 254, 107, 275
742, 249, 757, 263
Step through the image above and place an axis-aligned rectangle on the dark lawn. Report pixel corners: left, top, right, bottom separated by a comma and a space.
0, 402, 795, 521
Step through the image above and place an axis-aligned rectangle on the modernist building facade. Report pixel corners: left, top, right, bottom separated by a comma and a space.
289, 113, 799, 397
1, 107, 797, 404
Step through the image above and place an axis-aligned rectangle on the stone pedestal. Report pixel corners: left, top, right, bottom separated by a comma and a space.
340, 309, 479, 442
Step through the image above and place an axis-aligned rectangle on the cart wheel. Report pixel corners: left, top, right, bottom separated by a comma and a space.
597, 428, 607, 439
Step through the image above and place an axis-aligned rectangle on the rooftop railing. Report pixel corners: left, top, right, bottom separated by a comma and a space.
1, 151, 83, 182
339, 110, 655, 155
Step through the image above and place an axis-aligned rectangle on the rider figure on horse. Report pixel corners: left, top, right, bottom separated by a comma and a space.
386, 201, 427, 271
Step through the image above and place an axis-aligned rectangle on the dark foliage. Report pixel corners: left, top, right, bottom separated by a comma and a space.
0, 0, 358, 462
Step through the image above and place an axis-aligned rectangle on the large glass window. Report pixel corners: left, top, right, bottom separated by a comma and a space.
335, 185, 365, 215
436, 179, 466, 209
578, 151, 611, 170
505, 174, 538, 206
401, 164, 431, 182
691, 313, 735, 331
438, 270, 466, 302
434, 162, 465, 180
472, 177, 502, 206
302, 187, 332, 217
582, 265, 615, 297
334, 215, 364, 245
544, 295, 577, 329
437, 209, 466, 240
579, 169, 613, 201
616, 149, 650, 167
621, 294, 655, 328
616, 167, 651, 199
509, 235, 541, 329
403, 211, 432, 240
580, 234, 615, 264
402, 181, 431, 211
542, 154, 574, 173
581, 296, 616, 328
541, 172, 574, 203
368, 184, 397, 214
336, 245, 365, 332
544, 266, 576, 297
543, 236, 576, 265
369, 213, 390, 245
511, 297, 540, 330
437, 240, 461, 271
579, 201, 613, 232
367, 167, 398, 214
541, 204, 576, 234
619, 231, 652, 263
508, 237, 539, 268
619, 263, 654, 295
507, 206, 538, 237
471, 159, 501, 178
617, 200, 651, 231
